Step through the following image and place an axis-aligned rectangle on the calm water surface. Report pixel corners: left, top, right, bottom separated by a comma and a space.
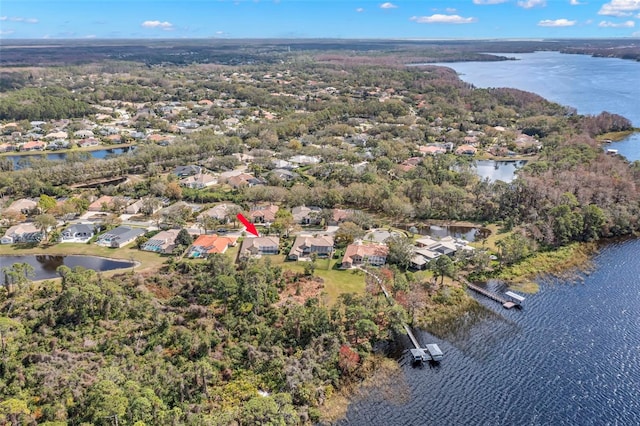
434, 51, 640, 162
0, 255, 134, 280
342, 239, 640, 425
474, 159, 527, 183
4, 146, 135, 169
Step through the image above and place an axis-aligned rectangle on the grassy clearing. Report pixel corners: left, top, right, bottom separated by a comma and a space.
596, 129, 637, 142
266, 255, 365, 305
470, 223, 505, 252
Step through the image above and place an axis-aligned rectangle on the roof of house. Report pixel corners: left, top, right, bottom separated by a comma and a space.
342, 242, 389, 265
289, 235, 334, 257
88, 195, 114, 211
63, 223, 94, 235
198, 203, 241, 220
180, 173, 218, 186
101, 226, 145, 240
190, 234, 238, 255
240, 236, 280, 253
249, 204, 279, 221
4, 222, 40, 236
5, 199, 37, 213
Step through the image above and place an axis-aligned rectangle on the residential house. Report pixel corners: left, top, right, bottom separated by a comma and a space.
88, 195, 114, 212
292, 206, 322, 225
239, 236, 280, 258
341, 242, 389, 268
1, 223, 43, 245
0, 143, 17, 152
329, 208, 354, 226
74, 129, 95, 139
249, 204, 279, 224
226, 173, 255, 189
78, 138, 100, 148
60, 223, 95, 243
289, 155, 321, 165
187, 234, 238, 258
419, 145, 447, 156
140, 229, 180, 254
197, 203, 241, 223
398, 157, 422, 172
44, 131, 68, 140
21, 141, 47, 151
455, 144, 478, 156
173, 165, 202, 177
269, 169, 298, 182
4, 199, 37, 215
288, 235, 334, 260
96, 226, 146, 248
180, 173, 218, 189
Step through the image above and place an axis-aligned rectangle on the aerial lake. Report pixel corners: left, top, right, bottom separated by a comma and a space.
433, 51, 640, 162
3, 146, 135, 169
0, 255, 134, 281
340, 52, 640, 425
341, 238, 640, 425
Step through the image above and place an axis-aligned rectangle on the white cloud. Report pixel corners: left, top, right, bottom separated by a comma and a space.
598, 20, 636, 27
380, 2, 398, 9
2, 16, 38, 23
410, 14, 478, 24
518, 0, 547, 8
141, 20, 174, 30
538, 18, 577, 26
0, 29, 15, 35
356, 7, 365, 12
599, 0, 640, 17
473, 0, 508, 4
632, 30, 640, 35
570, 0, 584, 5
84, 34, 96, 39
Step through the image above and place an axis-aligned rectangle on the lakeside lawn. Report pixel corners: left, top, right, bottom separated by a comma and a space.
0, 241, 167, 274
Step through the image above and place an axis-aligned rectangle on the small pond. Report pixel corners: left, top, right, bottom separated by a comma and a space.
473, 160, 527, 183
0, 255, 135, 281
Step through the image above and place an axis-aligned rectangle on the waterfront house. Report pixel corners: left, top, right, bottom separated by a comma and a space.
140, 229, 180, 254
1, 223, 43, 245
60, 223, 95, 243
341, 242, 388, 269
288, 235, 334, 261
455, 144, 478, 156
21, 141, 47, 151
96, 226, 145, 248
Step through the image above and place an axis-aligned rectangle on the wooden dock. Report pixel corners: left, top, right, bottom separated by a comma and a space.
360, 267, 443, 364
465, 281, 521, 309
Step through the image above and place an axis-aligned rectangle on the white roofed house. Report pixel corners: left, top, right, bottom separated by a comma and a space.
60, 223, 95, 243
197, 203, 241, 223
180, 173, 218, 189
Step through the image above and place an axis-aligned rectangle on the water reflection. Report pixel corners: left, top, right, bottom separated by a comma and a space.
473, 160, 527, 183
0, 255, 134, 280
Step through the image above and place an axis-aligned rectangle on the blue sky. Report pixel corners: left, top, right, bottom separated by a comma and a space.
1, 0, 639, 39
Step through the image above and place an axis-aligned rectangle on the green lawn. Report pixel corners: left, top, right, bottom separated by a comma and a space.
0, 241, 167, 273
267, 255, 365, 305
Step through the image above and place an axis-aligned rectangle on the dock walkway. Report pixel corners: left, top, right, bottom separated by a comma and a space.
463, 279, 520, 309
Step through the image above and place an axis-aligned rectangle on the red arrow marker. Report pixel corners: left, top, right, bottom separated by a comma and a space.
237, 213, 259, 237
